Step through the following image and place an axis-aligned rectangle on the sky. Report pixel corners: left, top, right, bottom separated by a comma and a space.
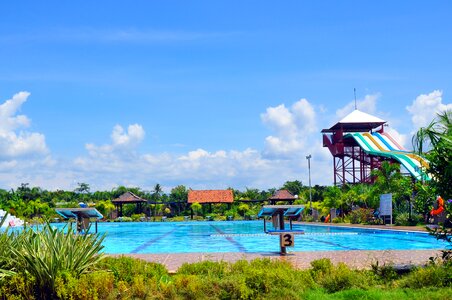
0, 1, 451, 192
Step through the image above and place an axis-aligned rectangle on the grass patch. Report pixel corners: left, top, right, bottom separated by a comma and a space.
1, 254, 452, 299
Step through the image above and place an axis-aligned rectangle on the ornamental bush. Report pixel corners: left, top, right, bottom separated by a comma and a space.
0, 222, 105, 299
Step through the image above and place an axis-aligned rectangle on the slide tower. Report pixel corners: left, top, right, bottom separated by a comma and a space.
322, 110, 430, 186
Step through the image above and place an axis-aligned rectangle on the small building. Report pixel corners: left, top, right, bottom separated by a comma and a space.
268, 189, 297, 205
188, 189, 234, 216
112, 191, 147, 217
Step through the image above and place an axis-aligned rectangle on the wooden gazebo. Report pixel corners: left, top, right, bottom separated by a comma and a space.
268, 189, 297, 205
112, 191, 147, 217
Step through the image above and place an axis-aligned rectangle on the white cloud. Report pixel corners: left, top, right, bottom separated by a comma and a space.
406, 90, 452, 130
385, 127, 408, 149
261, 98, 317, 158
84, 123, 145, 158
336, 93, 380, 119
111, 124, 145, 148
0, 92, 48, 159
69, 120, 324, 191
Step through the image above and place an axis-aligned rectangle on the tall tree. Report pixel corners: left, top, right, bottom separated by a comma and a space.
169, 185, 188, 202
370, 161, 410, 210
152, 183, 163, 202
282, 180, 304, 197
371, 161, 403, 194
74, 183, 90, 194
323, 186, 343, 212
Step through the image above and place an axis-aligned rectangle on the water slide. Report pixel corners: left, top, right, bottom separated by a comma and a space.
344, 132, 430, 181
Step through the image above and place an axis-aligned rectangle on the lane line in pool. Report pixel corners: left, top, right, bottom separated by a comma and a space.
209, 225, 247, 252
362, 234, 436, 245
130, 228, 178, 254
211, 232, 359, 237
301, 236, 359, 250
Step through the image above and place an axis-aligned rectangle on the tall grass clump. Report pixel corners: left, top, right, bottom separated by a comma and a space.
169, 258, 316, 300
398, 263, 452, 289
1, 222, 105, 299
310, 258, 375, 293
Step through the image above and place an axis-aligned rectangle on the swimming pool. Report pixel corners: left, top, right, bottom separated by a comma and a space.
85, 221, 447, 254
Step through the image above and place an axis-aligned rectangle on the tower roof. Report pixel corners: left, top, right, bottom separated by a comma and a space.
321, 109, 386, 133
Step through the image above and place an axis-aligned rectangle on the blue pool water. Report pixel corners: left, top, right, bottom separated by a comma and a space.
78, 221, 447, 254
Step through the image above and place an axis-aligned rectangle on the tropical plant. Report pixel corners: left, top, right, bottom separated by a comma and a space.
0, 213, 17, 279
153, 183, 163, 200
413, 181, 435, 222
282, 180, 304, 197
323, 186, 343, 215
413, 109, 452, 199
169, 185, 188, 202
414, 110, 452, 263
237, 203, 250, 217
95, 199, 116, 218
370, 161, 412, 211
9, 222, 105, 298
240, 188, 261, 200
371, 161, 403, 195
348, 208, 375, 224
74, 182, 90, 195
191, 202, 202, 217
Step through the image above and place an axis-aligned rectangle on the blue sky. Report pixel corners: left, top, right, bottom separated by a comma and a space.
0, 1, 451, 192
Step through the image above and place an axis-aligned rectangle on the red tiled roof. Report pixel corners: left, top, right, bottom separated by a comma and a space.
112, 191, 147, 203
188, 190, 234, 204
268, 189, 297, 200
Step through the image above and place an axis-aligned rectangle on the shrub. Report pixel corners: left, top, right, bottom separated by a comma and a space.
173, 274, 211, 300
348, 208, 374, 224
216, 275, 253, 299
169, 215, 185, 221
55, 271, 115, 300
395, 212, 410, 226
398, 264, 452, 288
0, 222, 105, 299
10, 222, 105, 299
230, 259, 315, 297
131, 213, 145, 221
115, 216, 133, 222
99, 256, 168, 284
0, 273, 36, 299
310, 259, 374, 293
332, 216, 346, 223
310, 258, 333, 274
370, 261, 399, 283
178, 260, 228, 278
237, 204, 250, 217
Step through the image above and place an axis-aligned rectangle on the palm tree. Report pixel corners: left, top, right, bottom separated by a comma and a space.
153, 183, 163, 200
150, 184, 163, 220
413, 109, 451, 154
371, 161, 403, 195
413, 110, 452, 199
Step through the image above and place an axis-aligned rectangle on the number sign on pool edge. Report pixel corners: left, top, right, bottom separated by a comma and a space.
280, 233, 295, 247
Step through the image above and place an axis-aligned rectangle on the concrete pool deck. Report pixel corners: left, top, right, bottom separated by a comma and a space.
118, 223, 443, 272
